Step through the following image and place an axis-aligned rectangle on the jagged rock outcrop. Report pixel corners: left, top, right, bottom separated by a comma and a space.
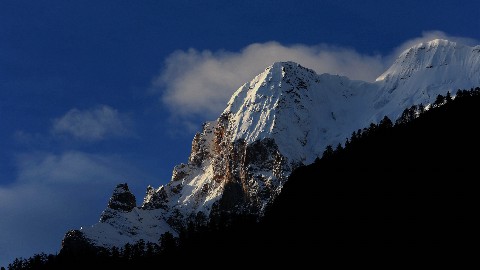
141, 186, 168, 210
63, 39, 480, 251
64, 184, 175, 250
100, 183, 136, 222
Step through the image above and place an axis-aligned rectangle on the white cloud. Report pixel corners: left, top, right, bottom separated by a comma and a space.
154, 42, 385, 122
153, 31, 479, 125
52, 105, 132, 142
15, 151, 131, 184
0, 151, 147, 264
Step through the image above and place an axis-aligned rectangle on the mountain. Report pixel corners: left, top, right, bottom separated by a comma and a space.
63, 39, 480, 251
18, 87, 480, 269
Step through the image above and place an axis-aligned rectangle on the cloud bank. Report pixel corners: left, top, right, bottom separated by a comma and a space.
52, 105, 132, 141
154, 31, 479, 125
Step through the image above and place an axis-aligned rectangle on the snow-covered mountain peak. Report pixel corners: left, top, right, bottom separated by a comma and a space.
409, 38, 458, 51
63, 39, 480, 253
376, 39, 476, 82
223, 60, 373, 164
372, 39, 480, 115
225, 61, 315, 113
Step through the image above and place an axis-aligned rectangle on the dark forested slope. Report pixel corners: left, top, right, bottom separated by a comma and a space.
263, 89, 479, 261
8, 89, 479, 269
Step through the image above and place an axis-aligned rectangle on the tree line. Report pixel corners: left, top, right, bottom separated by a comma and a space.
320, 87, 480, 160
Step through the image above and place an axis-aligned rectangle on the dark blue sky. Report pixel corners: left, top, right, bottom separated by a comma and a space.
1, 0, 479, 265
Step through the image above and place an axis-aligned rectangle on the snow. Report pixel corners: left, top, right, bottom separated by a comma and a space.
75, 39, 480, 249
222, 40, 480, 167
81, 208, 176, 248
372, 39, 480, 121
224, 62, 375, 164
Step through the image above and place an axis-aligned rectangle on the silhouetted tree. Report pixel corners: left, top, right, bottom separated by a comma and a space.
351, 131, 358, 143
160, 232, 176, 253
8, 258, 24, 270
433, 94, 445, 107
323, 145, 334, 159
122, 243, 132, 260
445, 91, 452, 103
145, 242, 158, 258
132, 239, 145, 259
418, 103, 425, 114
111, 246, 120, 260
335, 143, 344, 153
396, 106, 416, 125
456, 89, 464, 98
379, 116, 393, 129
345, 138, 350, 149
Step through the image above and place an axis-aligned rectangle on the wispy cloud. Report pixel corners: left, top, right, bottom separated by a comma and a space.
153, 31, 479, 126
52, 105, 132, 142
15, 151, 132, 184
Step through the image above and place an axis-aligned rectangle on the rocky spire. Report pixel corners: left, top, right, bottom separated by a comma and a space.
99, 183, 136, 222
107, 183, 136, 212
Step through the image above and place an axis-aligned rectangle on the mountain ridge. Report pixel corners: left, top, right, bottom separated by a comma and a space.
32, 85, 480, 269
64, 39, 480, 251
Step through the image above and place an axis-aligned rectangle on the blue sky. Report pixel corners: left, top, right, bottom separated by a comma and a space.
1, 0, 479, 265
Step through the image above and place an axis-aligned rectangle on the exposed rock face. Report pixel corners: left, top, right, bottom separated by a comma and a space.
100, 183, 136, 222
141, 186, 168, 210
63, 184, 175, 250
107, 183, 136, 212
141, 113, 292, 227
211, 137, 288, 215
62, 39, 480, 251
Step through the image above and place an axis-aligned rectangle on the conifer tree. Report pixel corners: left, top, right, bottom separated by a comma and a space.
379, 116, 393, 129
323, 145, 334, 159
434, 94, 445, 107
446, 91, 452, 103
